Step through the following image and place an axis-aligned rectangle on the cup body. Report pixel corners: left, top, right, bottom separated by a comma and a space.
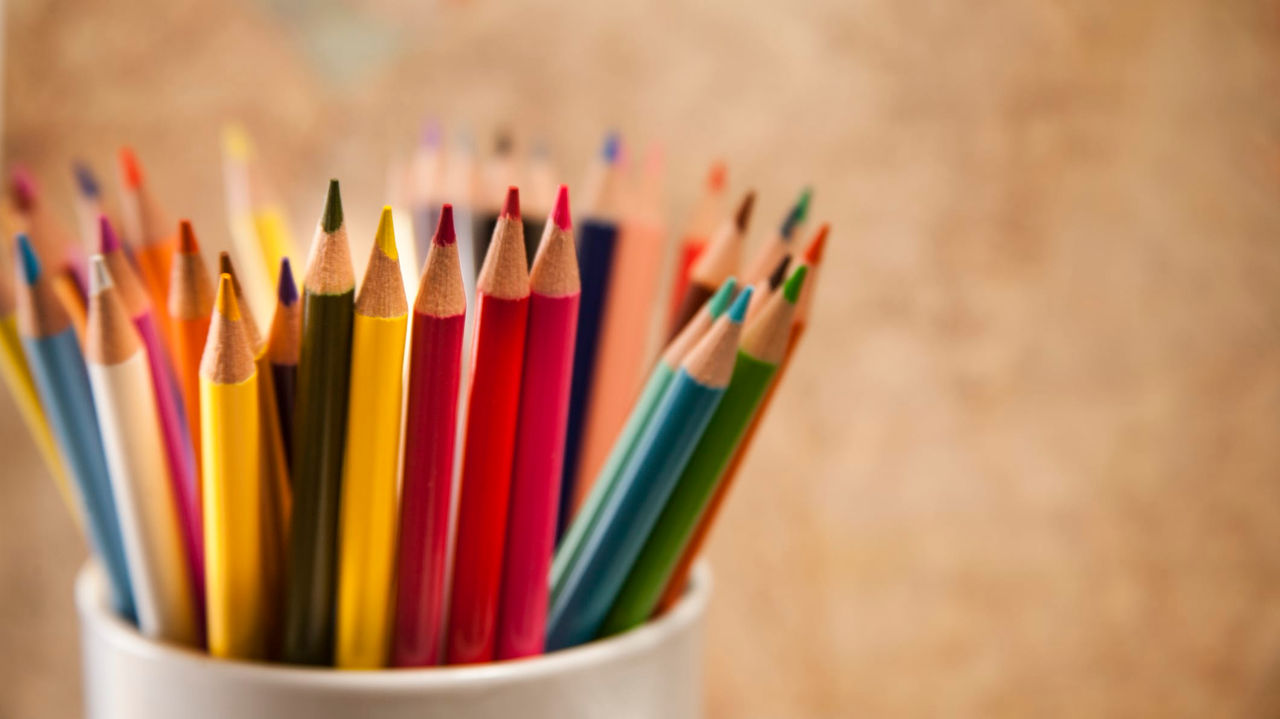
77, 562, 709, 719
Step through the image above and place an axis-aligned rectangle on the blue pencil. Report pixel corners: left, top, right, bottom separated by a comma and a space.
545, 286, 752, 650
556, 132, 623, 541
14, 235, 136, 620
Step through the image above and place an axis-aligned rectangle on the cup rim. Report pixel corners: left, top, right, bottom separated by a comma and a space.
75, 560, 710, 690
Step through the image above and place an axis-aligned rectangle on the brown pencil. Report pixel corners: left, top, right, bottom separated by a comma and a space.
666, 191, 754, 341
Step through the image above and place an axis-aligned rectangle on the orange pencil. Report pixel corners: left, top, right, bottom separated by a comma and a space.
117, 147, 177, 350
168, 221, 213, 474
667, 162, 726, 321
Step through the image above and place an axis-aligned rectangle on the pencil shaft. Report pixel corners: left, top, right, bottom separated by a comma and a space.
283, 288, 354, 664
270, 362, 297, 467
336, 312, 407, 668
496, 291, 579, 659
601, 351, 777, 633
172, 317, 210, 473
134, 243, 175, 347
447, 293, 528, 664
556, 218, 619, 539
667, 238, 705, 322
255, 354, 292, 660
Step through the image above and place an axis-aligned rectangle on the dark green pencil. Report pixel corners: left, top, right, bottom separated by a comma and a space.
282, 179, 355, 665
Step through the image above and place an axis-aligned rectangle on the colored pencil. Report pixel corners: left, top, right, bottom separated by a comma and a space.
667, 161, 726, 320
601, 265, 807, 634
0, 232, 75, 523
267, 259, 300, 467
556, 132, 623, 539
551, 277, 736, 600
283, 179, 356, 665
335, 207, 408, 669
219, 251, 292, 658
740, 188, 809, 283
86, 256, 199, 644
447, 186, 530, 664
9, 167, 88, 336
392, 204, 467, 667
545, 286, 751, 650
745, 254, 792, 323
167, 221, 213, 475
655, 224, 828, 612
496, 186, 580, 659
221, 124, 293, 321
116, 148, 177, 349
201, 274, 264, 659
667, 190, 755, 342
575, 144, 668, 496
15, 235, 135, 618
100, 217, 203, 612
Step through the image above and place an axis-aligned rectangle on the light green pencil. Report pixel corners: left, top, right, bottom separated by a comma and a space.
599, 266, 807, 634
551, 277, 737, 591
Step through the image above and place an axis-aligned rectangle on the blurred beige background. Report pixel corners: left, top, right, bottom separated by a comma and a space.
3, 0, 1280, 716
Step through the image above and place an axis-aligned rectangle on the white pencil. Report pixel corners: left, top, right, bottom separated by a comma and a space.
85, 256, 198, 645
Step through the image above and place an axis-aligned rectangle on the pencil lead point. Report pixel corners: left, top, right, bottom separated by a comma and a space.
218, 251, 235, 280
177, 220, 199, 254
73, 162, 101, 199
434, 204, 457, 246
118, 147, 144, 189
9, 166, 36, 211
782, 264, 809, 303
768, 255, 792, 290
277, 258, 298, 306
602, 132, 621, 164
707, 161, 727, 192
89, 255, 113, 295
728, 286, 752, 323
552, 185, 572, 231
804, 224, 829, 264
709, 278, 737, 318
215, 273, 241, 321
375, 206, 398, 260
735, 191, 756, 232
794, 187, 813, 222
321, 178, 344, 232
16, 234, 40, 284
99, 215, 122, 254
501, 186, 521, 220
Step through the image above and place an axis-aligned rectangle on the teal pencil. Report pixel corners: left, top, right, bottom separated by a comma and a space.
15, 235, 136, 620
552, 277, 737, 590
546, 287, 751, 649
601, 266, 808, 634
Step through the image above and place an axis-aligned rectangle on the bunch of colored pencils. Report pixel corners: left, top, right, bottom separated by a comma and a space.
2, 127, 827, 668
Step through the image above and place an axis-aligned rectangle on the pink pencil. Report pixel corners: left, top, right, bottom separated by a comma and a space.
496, 186, 580, 659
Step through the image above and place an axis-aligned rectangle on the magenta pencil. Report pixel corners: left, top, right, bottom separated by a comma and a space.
392, 205, 467, 667
496, 186, 580, 659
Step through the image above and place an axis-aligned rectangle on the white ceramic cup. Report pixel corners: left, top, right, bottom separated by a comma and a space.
76, 562, 710, 719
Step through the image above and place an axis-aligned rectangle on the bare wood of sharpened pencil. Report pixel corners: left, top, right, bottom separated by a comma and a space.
415, 238, 466, 318
529, 220, 579, 298
688, 192, 754, 288
682, 311, 741, 387
356, 238, 407, 319
200, 284, 255, 384
219, 253, 262, 350
267, 292, 300, 365
476, 207, 530, 300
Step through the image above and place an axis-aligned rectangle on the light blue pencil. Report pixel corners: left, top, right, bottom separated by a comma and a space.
15, 235, 135, 620
545, 286, 752, 650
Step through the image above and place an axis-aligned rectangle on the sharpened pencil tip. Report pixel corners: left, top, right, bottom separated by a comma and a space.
708, 161, 727, 192
218, 251, 235, 279
794, 187, 813, 222
118, 147, 143, 189
782, 264, 809, 303
434, 204, 457, 246
768, 255, 792, 290
277, 258, 298, 306
177, 220, 199, 254
804, 224, 829, 264
602, 132, 621, 164
73, 162, 100, 199
708, 278, 737, 318
9, 167, 36, 212
321, 179, 344, 232
375, 206, 398, 260
16, 235, 40, 285
552, 185, 572, 230
735, 191, 756, 232
501, 186, 521, 220
88, 255, 112, 295
728, 286, 752, 323
99, 215, 122, 254
215, 273, 240, 321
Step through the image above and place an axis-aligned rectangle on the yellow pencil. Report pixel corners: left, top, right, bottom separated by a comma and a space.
200, 274, 263, 660
336, 207, 408, 668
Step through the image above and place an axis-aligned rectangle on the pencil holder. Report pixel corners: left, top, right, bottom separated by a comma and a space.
76, 562, 710, 719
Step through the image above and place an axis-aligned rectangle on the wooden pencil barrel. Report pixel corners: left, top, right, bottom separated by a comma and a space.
76, 561, 711, 719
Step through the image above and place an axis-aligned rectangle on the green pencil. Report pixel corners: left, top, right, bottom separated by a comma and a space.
283, 179, 355, 665
599, 265, 807, 634
551, 278, 737, 591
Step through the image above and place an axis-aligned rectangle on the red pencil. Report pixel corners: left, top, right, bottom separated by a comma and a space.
446, 187, 530, 664
392, 205, 467, 667
496, 186, 579, 659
